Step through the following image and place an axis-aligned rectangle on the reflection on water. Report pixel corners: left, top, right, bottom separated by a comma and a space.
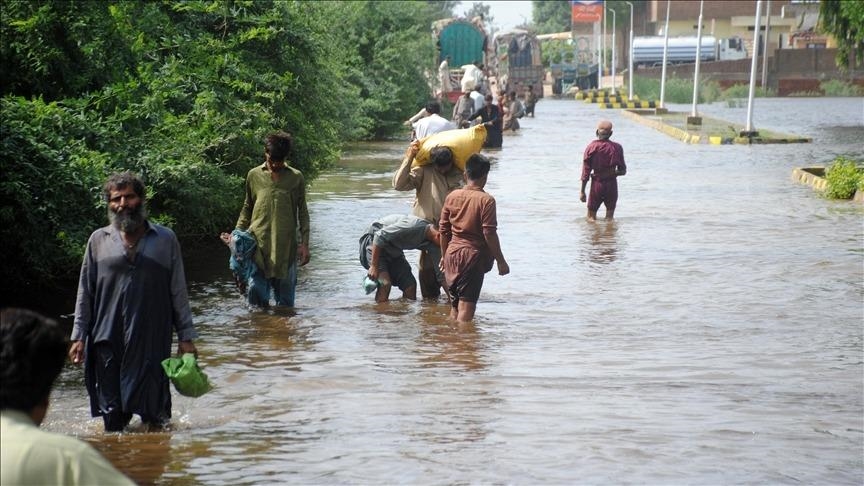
584, 219, 619, 265
41, 97, 863, 484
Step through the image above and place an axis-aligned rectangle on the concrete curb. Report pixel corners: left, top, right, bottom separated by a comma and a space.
621, 110, 701, 144
623, 110, 812, 145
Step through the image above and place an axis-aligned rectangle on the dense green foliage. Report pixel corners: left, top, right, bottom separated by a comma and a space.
824, 156, 864, 199
819, 0, 864, 69
532, 0, 570, 35
1, 0, 449, 290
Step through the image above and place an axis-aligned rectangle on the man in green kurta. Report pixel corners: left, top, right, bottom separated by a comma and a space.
224, 131, 310, 307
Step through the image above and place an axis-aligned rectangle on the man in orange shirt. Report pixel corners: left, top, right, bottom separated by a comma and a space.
439, 154, 509, 323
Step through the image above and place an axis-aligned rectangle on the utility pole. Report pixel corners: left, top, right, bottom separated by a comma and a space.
743, 0, 763, 137
625, 2, 634, 101
611, 8, 617, 94
600, 4, 606, 91
659, 0, 670, 110
761, 0, 772, 89
689, 0, 704, 125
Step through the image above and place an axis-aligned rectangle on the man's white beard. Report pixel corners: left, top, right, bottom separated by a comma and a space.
109, 204, 147, 232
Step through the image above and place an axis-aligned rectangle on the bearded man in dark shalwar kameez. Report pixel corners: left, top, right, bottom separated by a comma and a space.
69, 172, 199, 432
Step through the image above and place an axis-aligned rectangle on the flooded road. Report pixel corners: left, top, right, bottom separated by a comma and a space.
45, 97, 863, 484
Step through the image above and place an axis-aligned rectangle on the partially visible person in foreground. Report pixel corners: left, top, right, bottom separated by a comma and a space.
221, 131, 311, 307
70, 172, 198, 432
439, 154, 509, 323
2, 308, 135, 485
580, 120, 627, 221
359, 214, 444, 303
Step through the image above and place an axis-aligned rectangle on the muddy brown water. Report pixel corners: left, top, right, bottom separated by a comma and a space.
42, 97, 863, 484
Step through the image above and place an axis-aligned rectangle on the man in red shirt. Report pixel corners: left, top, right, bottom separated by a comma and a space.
439, 154, 510, 323
580, 120, 627, 221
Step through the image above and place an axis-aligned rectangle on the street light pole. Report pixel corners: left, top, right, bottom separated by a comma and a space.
690, 0, 704, 120
761, 0, 771, 89
744, 0, 763, 136
600, 4, 606, 91
659, 0, 670, 109
625, 2, 634, 101
611, 8, 617, 94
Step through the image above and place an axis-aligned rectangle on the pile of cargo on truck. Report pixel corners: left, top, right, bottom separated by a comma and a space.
490, 29, 545, 99
432, 17, 490, 103
632, 35, 746, 67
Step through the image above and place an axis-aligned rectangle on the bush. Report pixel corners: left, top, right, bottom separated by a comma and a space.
720, 83, 775, 100
631, 75, 721, 103
824, 156, 864, 199
820, 79, 863, 96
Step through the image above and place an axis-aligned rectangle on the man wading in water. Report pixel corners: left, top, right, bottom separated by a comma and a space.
580, 120, 627, 221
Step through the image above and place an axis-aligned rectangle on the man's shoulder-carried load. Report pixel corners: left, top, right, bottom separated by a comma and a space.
412, 124, 487, 171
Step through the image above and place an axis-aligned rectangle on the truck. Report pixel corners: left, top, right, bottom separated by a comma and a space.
538, 32, 598, 94
632, 36, 746, 67
491, 29, 545, 99
432, 18, 490, 103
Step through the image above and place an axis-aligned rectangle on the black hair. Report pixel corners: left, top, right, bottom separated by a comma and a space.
265, 131, 293, 162
430, 146, 453, 167
425, 101, 441, 115
465, 153, 491, 180
0, 308, 67, 412
103, 172, 145, 202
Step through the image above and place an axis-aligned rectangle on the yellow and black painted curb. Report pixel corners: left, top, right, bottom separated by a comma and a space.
791, 167, 864, 202
599, 101, 657, 109
621, 110, 701, 144
622, 110, 813, 145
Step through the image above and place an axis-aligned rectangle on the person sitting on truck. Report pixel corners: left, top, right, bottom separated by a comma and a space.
438, 56, 451, 100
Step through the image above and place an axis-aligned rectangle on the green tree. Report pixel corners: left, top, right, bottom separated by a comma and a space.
533, 0, 570, 35
465, 2, 495, 32
819, 0, 864, 69
339, 1, 441, 138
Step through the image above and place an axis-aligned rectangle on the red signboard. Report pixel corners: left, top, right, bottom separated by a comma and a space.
571, 0, 603, 24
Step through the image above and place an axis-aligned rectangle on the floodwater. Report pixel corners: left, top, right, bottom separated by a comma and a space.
44, 97, 863, 484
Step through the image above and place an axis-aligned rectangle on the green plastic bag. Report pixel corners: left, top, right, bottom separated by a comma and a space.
161, 353, 212, 398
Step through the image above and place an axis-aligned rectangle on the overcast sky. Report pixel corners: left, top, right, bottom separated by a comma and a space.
455, 1, 534, 32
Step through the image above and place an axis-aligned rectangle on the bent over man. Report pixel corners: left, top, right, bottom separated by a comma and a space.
580, 120, 627, 221
359, 214, 444, 303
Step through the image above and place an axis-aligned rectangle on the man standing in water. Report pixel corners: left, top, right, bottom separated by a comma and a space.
580, 120, 627, 221
439, 154, 509, 323
222, 131, 311, 307
70, 172, 198, 432
393, 139, 463, 298
468, 94, 503, 148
